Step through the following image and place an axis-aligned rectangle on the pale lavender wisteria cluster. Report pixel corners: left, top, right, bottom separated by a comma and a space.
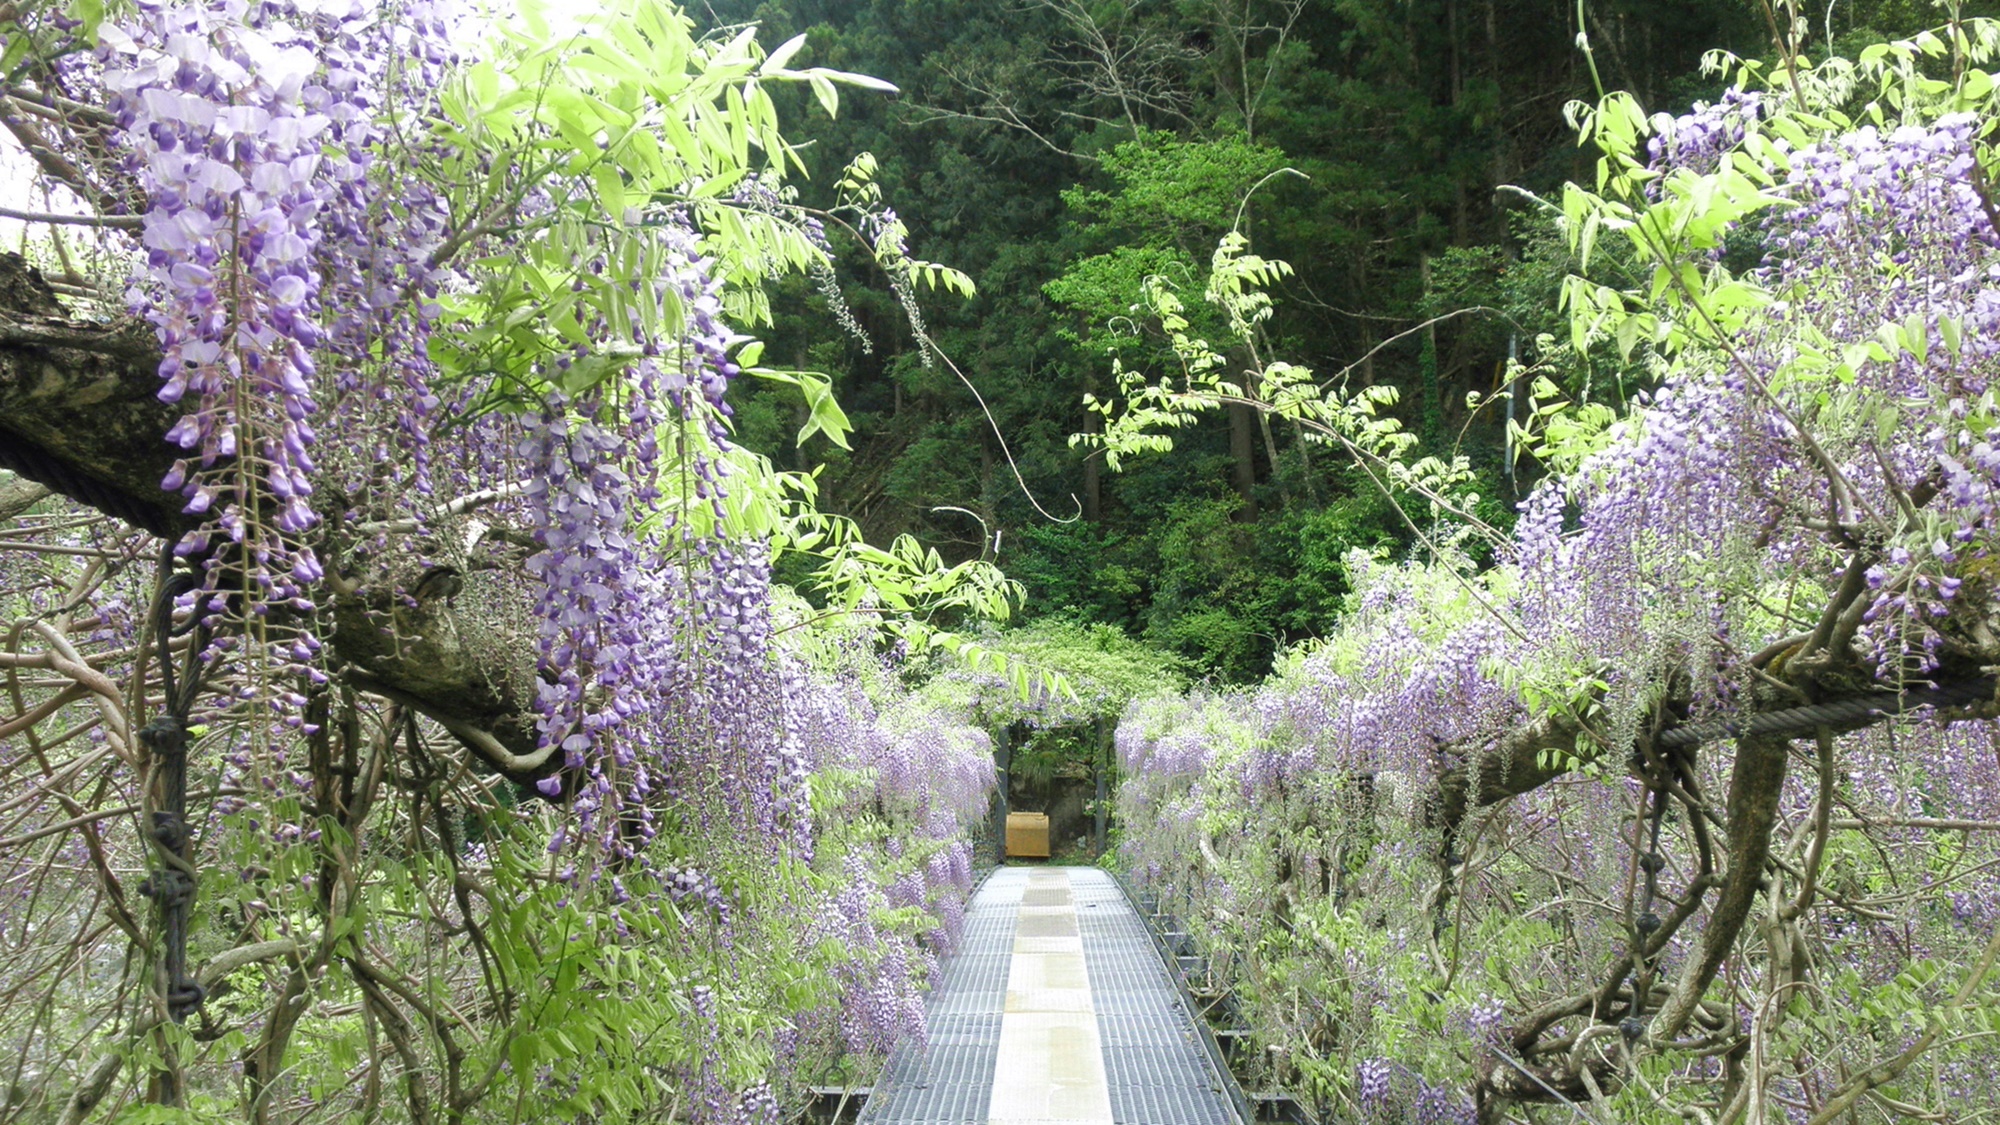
812, 690, 990, 968
732, 175, 868, 350
859, 206, 933, 365
1809, 721, 2000, 982
815, 856, 927, 1055
608, 622, 994, 1088
100, 0, 465, 746
520, 404, 670, 835
1114, 691, 1243, 912
1351, 1057, 1473, 1124
1509, 361, 1772, 727
493, 200, 994, 1108
514, 212, 778, 862
1760, 113, 2000, 668
1271, 561, 1523, 782
311, 0, 457, 495
651, 220, 747, 448
626, 649, 991, 1122
676, 545, 820, 853
104, 0, 350, 590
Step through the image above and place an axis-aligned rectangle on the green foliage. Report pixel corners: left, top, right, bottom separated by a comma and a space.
1078, 228, 1490, 562
431, 1, 857, 394
34, 0, 2000, 1120
918, 614, 1180, 727
397, 0, 1035, 688
1062, 131, 1290, 244
1042, 244, 1203, 356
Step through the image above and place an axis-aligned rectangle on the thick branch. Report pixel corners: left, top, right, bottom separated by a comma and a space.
1651, 735, 1789, 1041
0, 253, 191, 538
1435, 708, 1586, 837
1475, 1050, 1621, 1120
0, 254, 553, 785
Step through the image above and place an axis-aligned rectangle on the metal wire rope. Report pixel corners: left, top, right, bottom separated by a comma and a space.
1655, 676, 1999, 750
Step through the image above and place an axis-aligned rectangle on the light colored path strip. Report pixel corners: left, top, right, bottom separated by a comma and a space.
988, 868, 1115, 1125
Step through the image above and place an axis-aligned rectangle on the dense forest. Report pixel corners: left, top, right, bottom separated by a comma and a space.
713, 0, 1955, 681
6, 0, 2000, 1123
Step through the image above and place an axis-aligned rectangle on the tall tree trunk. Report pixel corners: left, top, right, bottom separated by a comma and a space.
1257, 407, 1289, 509
1241, 353, 1289, 509
1292, 419, 1320, 503
979, 435, 999, 557
1229, 403, 1258, 521
1485, 0, 1511, 206
1449, 0, 1470, 244
1419, 256, 1443, 448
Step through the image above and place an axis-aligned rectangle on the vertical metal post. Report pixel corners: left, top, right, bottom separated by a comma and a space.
992, 725, 1013, 864
1093, 717, 1109, 857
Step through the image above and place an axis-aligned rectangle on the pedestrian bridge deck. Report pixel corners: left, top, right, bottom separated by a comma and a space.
860, 866, 1244, 1125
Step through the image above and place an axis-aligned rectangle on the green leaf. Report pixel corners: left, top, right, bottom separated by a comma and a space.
67, 0, 103, 36
807, 73, 839, 117
510, 1032, 541, 1077
593, 164, 628, 217
1614, 310, 1641, 360
761, 32, 808, 73
1876, 404, 1901, 445
808, 66, 897, 94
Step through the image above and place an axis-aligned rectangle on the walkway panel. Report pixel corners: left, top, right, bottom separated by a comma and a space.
861, 866, 1242, 1125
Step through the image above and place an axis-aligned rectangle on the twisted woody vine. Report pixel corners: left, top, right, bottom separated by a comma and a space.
4, 0, 2000, 1123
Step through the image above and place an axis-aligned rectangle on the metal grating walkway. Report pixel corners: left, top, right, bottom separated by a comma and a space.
860, 866, 1243, 1125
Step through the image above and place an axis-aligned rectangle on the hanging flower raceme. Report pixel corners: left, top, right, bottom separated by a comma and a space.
7, 3, 1006, 1121
312, 1, 458, 496
107, 1, 337, 588
103, 0, 463, 651
1647, 88, 1765, 178
1113, 94, 2000, 1119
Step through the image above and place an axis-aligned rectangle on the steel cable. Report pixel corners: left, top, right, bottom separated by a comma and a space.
1656, 676, 1999, 749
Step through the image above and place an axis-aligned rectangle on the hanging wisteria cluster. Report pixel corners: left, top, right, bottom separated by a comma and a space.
1643, 87, 1765, 179
105, 0, 458, 613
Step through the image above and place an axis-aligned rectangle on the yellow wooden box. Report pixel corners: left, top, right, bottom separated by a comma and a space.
1005, 812, 1050, 858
